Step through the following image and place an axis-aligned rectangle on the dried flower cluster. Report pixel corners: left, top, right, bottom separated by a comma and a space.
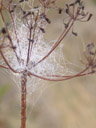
0, 0, 94, 128
0, 0, 93, 81
81, 43, 96, 72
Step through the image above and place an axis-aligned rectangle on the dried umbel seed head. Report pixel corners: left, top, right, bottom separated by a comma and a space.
0, 1, 94, 128
80, 43, 96, 73
87, 43, 96, 55
39, 0, 57, 8
0, 0, 93, 82
87, 43, 94, 50
63, 0, 92, 36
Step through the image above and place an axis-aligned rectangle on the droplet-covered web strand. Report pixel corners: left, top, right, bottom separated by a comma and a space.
0, 0, 93, 128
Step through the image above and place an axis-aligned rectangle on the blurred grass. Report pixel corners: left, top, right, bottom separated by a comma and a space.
0, 84, 11, 101
93, 0, 96, 4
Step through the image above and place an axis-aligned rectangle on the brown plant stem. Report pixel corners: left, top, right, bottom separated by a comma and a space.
0, 9, 20, 63
21, 73, 27, 128
28, 67, 90, 81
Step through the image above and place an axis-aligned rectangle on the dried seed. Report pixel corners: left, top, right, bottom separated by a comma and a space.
87, 14, 92, 21
64, 23, 69, 28
22, 12, 31, 18
39, 27, 45, 33
72, 30, 77, 36
58, 8, 63, 14
28, 39, 34, 43
1, 28, 6, 34
10, 46, 16, 50
87, 43, 94, 50
19, 0, 28, 3
69, 3, 75, 6
45, 17, 51, 24
75, 0, 81, 4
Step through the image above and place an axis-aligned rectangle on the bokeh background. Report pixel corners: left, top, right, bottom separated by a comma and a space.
0, 0, 96, 128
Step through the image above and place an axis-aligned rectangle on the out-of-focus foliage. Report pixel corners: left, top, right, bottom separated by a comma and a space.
0, 9, 11, 28
0, 85, 11, 101
93, 0, 96, 4
0, 118, 10, 128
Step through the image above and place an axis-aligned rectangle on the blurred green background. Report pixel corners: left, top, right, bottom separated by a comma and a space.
0, 0, 96, 128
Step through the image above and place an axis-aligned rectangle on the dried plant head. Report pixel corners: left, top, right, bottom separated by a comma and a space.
0, 1, 94, 128
0, 0, 93, 91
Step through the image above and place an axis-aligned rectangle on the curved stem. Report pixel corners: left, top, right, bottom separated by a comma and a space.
28, 67, 89, 81
0, 49, 18, 73
0, 64, 9, 69
0, 11, 20, 63
9, 5, 21, 55
26, 27, 32, 65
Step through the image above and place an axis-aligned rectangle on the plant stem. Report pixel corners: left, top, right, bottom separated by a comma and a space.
21, 73, 27, 128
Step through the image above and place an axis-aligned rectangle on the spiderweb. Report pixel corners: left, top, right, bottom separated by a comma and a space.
0, 17, 84, 100
0, 0, 86, 126
0, 36, 84, 99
